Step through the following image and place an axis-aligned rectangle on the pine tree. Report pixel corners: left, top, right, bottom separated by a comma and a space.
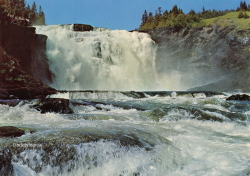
31, 1, 37, 13
162, 10, 169, 21
154, 10, 161, 27
240, 1, 248, 11
157, 7, 162, 16
188, 9, 196, 15
38, 5, 43, 15
202, 6, 206, 14
171, 5, 179, 15
141, 10, 148, 24
243, 1, 247, 11
41, 11, 45, 24
144, 12, 154, 29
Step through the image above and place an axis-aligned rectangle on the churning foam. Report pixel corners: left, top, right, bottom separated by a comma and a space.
35, 25, 162, 91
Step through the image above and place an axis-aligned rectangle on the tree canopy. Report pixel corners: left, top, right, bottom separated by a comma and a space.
139, 4, 237, 30
0, 0, 45, 26
236, 1, 250, 18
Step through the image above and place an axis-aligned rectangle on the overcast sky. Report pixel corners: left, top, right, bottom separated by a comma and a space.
25, 0, 245, 30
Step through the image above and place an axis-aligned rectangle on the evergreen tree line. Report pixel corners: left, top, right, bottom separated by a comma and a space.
236, 1, 250, 11
237, 1, 250, 19
0, 0, 45, 26
139, 4, 237, 30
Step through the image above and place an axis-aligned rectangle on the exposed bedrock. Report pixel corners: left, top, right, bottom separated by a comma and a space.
0, 24, 56, 99
0, 45, 56, 99
0, 24, 53, 85
146, 26, 250, 91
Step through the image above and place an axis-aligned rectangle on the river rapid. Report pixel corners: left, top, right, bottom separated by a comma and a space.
0, 91, 249, 176
1, 25, 249, 175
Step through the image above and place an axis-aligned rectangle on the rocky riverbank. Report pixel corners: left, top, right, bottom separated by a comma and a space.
145, 25, 250, 91
0, 46, 56, 99
0, 24, 56, 99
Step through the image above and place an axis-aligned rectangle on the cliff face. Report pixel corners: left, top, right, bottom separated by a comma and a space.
0, 24, 35, 75
147, 26, 250, 91
0, 47, 56, 99
32, 34, 53, 85
0, 24, 55, 99
0, 24, 52, 84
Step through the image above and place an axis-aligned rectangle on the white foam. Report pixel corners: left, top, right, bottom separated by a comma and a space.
35, 25, 162, 91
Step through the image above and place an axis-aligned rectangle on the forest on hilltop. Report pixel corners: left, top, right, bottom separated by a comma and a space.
139, 1, 250, 30
0, 0, 45, 26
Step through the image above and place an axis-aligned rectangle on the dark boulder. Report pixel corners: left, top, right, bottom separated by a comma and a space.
226, 94, 250, 101
0, 126, 25, 137
0, 147, 13, 176
73, 24, 94, 31
33, 98, 74, 114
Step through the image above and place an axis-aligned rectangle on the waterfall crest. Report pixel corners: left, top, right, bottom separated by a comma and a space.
35, 25, 161, 91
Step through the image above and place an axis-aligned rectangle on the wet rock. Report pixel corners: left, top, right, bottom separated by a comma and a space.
0, 147, 13, 176
33, 98, 74, 114
73, 24, 94, 31
32, 34, 53, 85
122, 91, 147, 99
226, 94, 250, 101
71, 100, 105, 110
0, 126, 25, 137
0, 99, 21, 106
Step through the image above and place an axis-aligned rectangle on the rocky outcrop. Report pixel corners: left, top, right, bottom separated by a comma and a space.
73, 24, 94, 31
0, 24, 53, 85
0, 47, 56, 99
0, 24, 35, 75
226, 94, 250, 101
146, 26, 250, 91
0, 126, 25, 137
32, 98, 74, 114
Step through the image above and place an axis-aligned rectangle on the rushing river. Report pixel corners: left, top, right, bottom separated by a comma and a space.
0, 91, 249, 175
2, 25, 248, 175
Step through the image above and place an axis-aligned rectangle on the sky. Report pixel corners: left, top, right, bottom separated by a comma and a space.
25, 0, 247, 31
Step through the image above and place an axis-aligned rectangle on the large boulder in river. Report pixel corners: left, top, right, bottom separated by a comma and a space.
0, 126, 25, 137
33, 98, 74, 114
226, 94, 250, 101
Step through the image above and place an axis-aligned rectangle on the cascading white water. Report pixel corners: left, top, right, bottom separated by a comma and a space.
35, 25, 161, 91
1, 93, 249, 175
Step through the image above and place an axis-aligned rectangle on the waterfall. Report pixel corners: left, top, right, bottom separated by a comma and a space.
35, 25, 161, 91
